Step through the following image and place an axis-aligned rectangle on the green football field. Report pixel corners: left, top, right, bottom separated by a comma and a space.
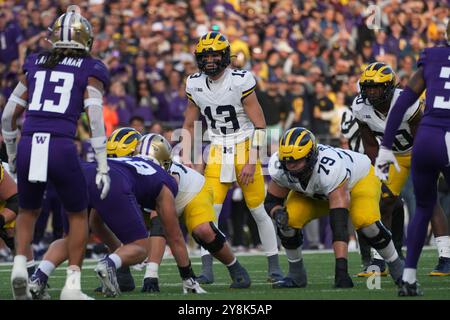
0, 247, 449, 300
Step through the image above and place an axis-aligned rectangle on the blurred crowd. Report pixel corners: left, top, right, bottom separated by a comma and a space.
0, 0, 449, 257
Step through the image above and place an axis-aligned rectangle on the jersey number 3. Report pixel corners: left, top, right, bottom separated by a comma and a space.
204, 105, 240, 134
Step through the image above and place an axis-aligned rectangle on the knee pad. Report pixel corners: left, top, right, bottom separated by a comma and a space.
329, 208, 349, 243
192, 222, 225, 254
360, 221, 392, 250
264, 192, 285, 216
5, 193, 19, 215
149, 215, 165, 238
277, 227, 303, 250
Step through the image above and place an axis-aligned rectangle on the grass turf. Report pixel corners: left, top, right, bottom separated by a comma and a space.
0, 247, 449, 300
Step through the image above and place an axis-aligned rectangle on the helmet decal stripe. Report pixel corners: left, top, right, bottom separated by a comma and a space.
59, 15, 66, 41
62, 12, 73, 42
284, 128, 296, 147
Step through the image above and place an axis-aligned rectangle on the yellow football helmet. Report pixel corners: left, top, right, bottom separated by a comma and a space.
48, 5, 94, 52
195, 31, 231, 76
359, 62, 396, 110
278, 127, 318, 182
136, 134, 172, 171
107, 127, 142, 158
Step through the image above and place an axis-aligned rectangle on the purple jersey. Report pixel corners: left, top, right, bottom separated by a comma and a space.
0, 22, 24, 64
83, 156, 178, 210
21, 52, 109, 138
418, 46, 450, 128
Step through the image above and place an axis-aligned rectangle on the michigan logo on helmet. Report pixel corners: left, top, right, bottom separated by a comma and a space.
278, 127, 318, 183
47, 5, 94, 52
107, 127, 142, 158
195, 31, 231, 76
359, 62, 396, 111
137, 134, 173, 171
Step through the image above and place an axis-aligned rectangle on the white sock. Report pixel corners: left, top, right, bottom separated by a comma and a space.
65, 265, 81, 290
402, 268, 417, 284
249, 204, 279, 256
435, 236, 450, 258
285, 247, 303, 263
108, 253, 122, 269
38, 260, 56, 277
145, 262, 159, 278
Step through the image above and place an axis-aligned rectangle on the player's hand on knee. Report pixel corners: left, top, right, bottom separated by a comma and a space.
273, 208, 289, 230
182, 277, 207, 294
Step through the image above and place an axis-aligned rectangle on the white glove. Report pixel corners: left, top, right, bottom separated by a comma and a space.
2, 129, 18, 174
375, 147, 400, 181
182, 278, 207, 294
94, 151, 110, 200
7, 154, 16, 174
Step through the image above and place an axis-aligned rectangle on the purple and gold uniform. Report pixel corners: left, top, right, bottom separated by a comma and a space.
16, 52, 109, 212
82, 156, 178, 244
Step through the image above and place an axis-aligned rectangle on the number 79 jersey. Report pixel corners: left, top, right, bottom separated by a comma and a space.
186, 68, 256, 146
268, 144, 371, 200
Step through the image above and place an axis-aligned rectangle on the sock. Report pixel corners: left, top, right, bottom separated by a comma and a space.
435, 236, 450, 258
402, 268, 417, 284
145, 262, 159, 278
65, 265, 81, 290
27, 260, 36, 277
108, 253, 122, 269
335, 258, 348, 274
226, 258, 241, 274
38, 260, 55, 277
249, 204, 279, 256
226, 257, 237, 267
201, 254, 213, 278
285, 247, 303, 263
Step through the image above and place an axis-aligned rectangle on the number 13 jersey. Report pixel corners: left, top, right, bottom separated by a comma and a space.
186, 68, 256, 146
268, 145, 371, 200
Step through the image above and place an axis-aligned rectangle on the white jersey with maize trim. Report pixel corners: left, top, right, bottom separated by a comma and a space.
268, 144, 371, 200
186, 68, 256, 146
351, 88, 421, 154
169, 161, 205, 216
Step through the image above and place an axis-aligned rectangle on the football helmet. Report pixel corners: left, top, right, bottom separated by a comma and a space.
136, 134, 172, 171
107, 127, 142, 158
195, 31, 231, 76
359, 62, 396, 110
48, 5, 94, 52
278, 127, 318, 183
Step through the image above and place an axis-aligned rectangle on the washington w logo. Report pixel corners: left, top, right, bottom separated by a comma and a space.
35, 136, 48, 144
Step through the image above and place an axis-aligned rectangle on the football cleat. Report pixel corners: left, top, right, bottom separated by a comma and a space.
195, 274, 214, 285
60, 287, 94, 300
11, 258, 31, 300
230, 267, 251, 289
267, 272, 285, 283
182, 278, 207, 294
334, 272, 354, 288
29, 272, 51, 300
94, 258, 121, 297
429, 257, 450, 276
141, 277, 160, 293
356, 259, 388, 277
398, 280, 423, 297
272, 277, 306, 289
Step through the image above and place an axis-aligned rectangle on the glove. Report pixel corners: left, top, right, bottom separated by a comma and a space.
2, 129, 18, 174
7, 155, 16, 174
375, 147, 400, 181
182, 277, 207, 294
141, 277, 160, 293
94, 151, 110, 200
273, 208, 289, 230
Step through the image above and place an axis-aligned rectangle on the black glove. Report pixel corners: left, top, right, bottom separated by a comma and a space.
273, 208, 289, 230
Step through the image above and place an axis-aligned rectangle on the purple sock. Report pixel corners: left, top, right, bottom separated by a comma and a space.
405, 206, 434, 269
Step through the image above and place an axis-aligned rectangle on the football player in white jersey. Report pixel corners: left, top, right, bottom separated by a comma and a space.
182, 32, 283, 283
265, 127, 404, 288
137, 134, 251, 291
352, 63, 450, 276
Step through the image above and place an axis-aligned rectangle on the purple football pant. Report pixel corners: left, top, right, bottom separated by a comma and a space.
84, 165, 148, 244
17, 136, 88, 212
407, 125, 450, 269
